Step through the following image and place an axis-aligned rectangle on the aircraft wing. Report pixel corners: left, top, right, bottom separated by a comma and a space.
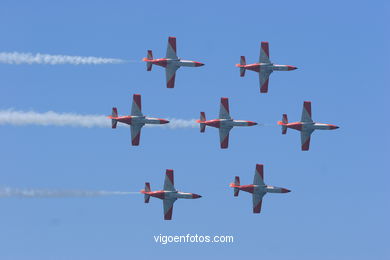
130, 124, 143, 146
259, 41, 271, 64
219, 97, 231, 119
259, 69, 272, 93
301, 101, 313, 123
131, 94, 143, 117
166, 37, 178, 59
301, 129, 314, 151
253, 164, 265, 186
252, 192, 266, 213
165, 65, 179, 88
219, 126, 232, 149
163, 198, 176, 220
163, 169, 175, 191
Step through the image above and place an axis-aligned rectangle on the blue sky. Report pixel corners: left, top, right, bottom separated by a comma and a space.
0, 0, 389, 259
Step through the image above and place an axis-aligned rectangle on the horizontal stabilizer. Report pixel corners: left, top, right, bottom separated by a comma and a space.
111, 107, 118, 129
234, 176, 240, 196
199, 112, 206, 133
282, 114, 288, 134
146, 50, 153, 71
239, 56, 246, 77
144, 182, 151, 203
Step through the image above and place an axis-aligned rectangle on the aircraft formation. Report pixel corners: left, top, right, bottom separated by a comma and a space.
107, 36, 339, 220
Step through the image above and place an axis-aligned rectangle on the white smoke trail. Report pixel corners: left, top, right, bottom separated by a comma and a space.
0, 52, 127, 65
0, 187, 138, 198
0, 109, 197, 129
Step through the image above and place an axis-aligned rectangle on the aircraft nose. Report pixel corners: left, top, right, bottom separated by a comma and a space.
160, 119, 170, 124
248, 121, 258, 126
194, 62, 204, 67
192, 193, 202, 199
330, 125, 339, 130
288, 66, 298, 71
281, 188, 291, 193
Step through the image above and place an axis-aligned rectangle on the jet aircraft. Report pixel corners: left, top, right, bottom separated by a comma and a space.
196, 97, 257, 149
229, 164, 290, 214
277, 101, 339, 151
108, 94, 169, 146
236, 41, 297, 93
143, 36, 204, 88
140, 169, 202, 220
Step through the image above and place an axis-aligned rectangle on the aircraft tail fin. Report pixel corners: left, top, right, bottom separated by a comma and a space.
146, 50, 153, 71
144, 182, 151, 203
111, 107, 118, 129
239, 56, 246, 77
200, 112, 206, 132
233, 176, 240, 196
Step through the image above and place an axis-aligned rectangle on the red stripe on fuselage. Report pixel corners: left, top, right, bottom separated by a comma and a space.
243, 64, 260, 72
286, 122, 303, 131
147, 191, 165, 200
238, 185, 255, 193
116, 116, 132, 125
151, 59, 168, 67
204, 119, 221, 128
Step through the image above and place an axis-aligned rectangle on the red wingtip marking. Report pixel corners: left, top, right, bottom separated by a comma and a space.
167, 74, 175, 88
302, 138, 310, 151
256, 164, 264, 180
261, 42, 270, 58
221, 134, 229, 149
133, 94, 142, 111
166, 169, 174, 186
253, 200, 262, 214
168, 37, 177, 53
132, 132, 141, 146
221, 97, 229, 114
164, 206, 173, 220
260, 78, 269, 93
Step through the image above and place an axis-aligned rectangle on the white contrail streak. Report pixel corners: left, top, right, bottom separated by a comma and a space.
0, 187, 138, 198
0, 52, 127, 65
0, 109, 197, 129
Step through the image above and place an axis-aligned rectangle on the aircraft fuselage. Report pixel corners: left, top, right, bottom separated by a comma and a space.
239, 63, 297, 73
112, 115, 169, 126
203, 118, 257, 128
232, 184, 290, 194
144, 58, 204, 68
285, 122, 339, 132
141, 190, 202, 200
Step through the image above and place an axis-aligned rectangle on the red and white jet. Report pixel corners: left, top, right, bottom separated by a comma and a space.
277, 101, 339, 151
229, 164, 291, 214
107, 94, 169, 146
143, 36, 204, 88
140, 169, 202, 220
196, 97, 257, 149
236, 41, 297, 93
